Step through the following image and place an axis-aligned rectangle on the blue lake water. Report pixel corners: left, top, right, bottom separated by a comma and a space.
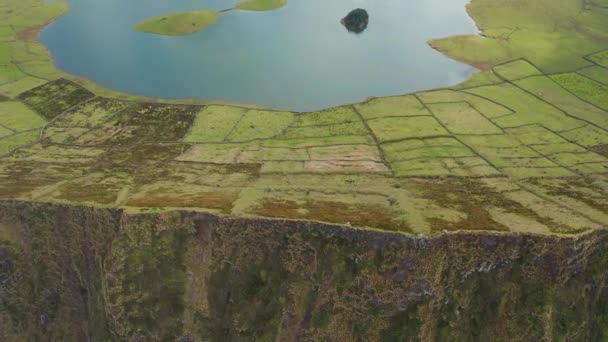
41, 0, 478, 111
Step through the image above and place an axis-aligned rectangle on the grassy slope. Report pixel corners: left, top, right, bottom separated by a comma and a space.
135, 11, 220, 36
430, 0, 608, 72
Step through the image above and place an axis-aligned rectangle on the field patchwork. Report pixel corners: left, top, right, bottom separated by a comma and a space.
0, 0, 608, 236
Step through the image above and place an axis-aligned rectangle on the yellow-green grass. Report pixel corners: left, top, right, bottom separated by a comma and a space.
0, 101, 45, 131
280, 122, 368, 139
569, 162, 608, 174
514, 75, 608, 129
452, 70, 503, 89
558, 125, 608, 147
382, 137, 476, 162
236, 0, 287, 11
0, 43, 11, 64
0, 125, 12, 137
260, 161, 306, 173
531, 142, 587, 155
457, 134, 581, 177
493, 60, 543, 81
521, 178, 608, 225
0, 65, 25, 86
292, 106, 360, 126
176, 143, 255, 164
5, 143, 105, 164
135, 11, 220, 36
367, 116, 448, 142
0, 77, 47, 98
588, 50, 608, 67
427, 102, 503, 134
0, 129, 39, 154
43, 126, 89, 144
262, 135, 374, 148
394, 161, 498, 177
10, 41, 51, 64
465, 83, 585, 131
354, 95, 429, 119
429, 0, 608, 73
505, 125, 568, 145
0, 0, 67, 30
307, 144, 380, 160
239, 147, 309, 162
499, 166, 574, 178
504, 190, 597, 231
0, 26, 15, 42
417, 89, 512, 118
184, 106, 247, 143
551, 73, 608, 110
549, 151, 607, 166
389, 154, 499, 177
226, 110, 294, 142
577, 66, 608, 85
18, 61, 62, 80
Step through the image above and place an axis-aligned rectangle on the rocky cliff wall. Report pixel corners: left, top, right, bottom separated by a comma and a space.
1, 201, 607, 341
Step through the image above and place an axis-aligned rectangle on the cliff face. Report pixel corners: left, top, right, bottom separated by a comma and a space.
1, 201, 608, 341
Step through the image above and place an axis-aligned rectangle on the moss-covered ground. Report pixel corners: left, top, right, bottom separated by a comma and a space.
0, 0, 607, 236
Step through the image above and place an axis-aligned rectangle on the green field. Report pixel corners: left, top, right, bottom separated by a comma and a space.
0, 0, 607, 237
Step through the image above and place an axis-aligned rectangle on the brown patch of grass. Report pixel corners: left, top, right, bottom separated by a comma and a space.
126, 192, 236, 213
430, 207, 508, 232
95, 144, 190, 172
0, 162, 90, 199
252, 199, 411, 232
76, 103, 199, 145
56, 183, 120, 205
417, 178, 565, 232
35, 88, 96, 119
589, 144, 608, 157
16, 26, 41, 43
528, 177, 608, 214
220, 163, 262, 176
304, 160, 388, 173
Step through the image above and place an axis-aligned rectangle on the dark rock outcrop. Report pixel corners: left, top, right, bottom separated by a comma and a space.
341, 8, 369, 33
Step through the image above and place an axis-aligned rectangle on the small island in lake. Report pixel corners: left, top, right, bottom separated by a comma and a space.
236, 0, 287, 11
341, 8, 369, 33
135, 11, 220, 36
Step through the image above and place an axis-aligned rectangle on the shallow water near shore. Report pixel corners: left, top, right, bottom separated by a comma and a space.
42, 0, 478, 111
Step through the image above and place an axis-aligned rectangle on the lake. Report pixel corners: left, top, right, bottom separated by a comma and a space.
41, 0, 478, 111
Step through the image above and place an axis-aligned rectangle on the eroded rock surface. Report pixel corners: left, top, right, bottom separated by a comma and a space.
1, 201, 608, 341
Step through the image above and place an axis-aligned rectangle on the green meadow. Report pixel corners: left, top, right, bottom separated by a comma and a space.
0, 0, 607, 235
